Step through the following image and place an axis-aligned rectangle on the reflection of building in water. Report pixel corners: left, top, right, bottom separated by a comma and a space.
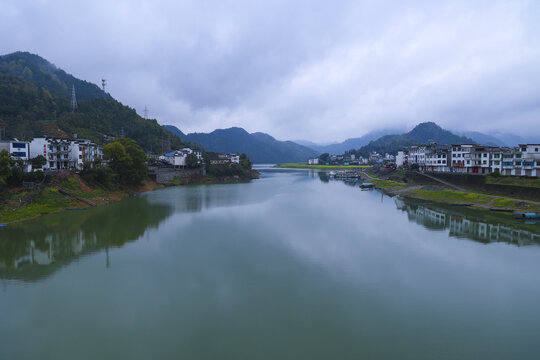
2, 231, 93, 270
394, 198, 540, 246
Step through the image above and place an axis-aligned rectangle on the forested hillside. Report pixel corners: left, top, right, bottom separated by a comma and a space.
0, 51, 184, 152
165, 125, 319, 163
352, 122, 475, 156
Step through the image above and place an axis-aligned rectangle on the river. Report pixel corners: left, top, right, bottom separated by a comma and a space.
1, 166, 540, 359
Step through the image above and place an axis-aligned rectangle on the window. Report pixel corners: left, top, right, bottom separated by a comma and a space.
49, 162, 54, 167
515, 161, 521, 166
494, 161, 500, 165
521, 147, 526, 152
536, 148, 539, 152
458, 154, 462, 157
483, 160, 487, 165
467, 161, 470, 164
494, 154, 500, 158
79, 155, 82, 159
515, 154, 521, 158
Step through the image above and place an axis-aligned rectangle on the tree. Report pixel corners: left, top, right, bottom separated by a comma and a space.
186, 153, 199, 169
319, 152, 330, 163
30, 155, 47, 169
239, 153, 252, 170
0, 150, 11, 186
103, 138, 147, 185
116, 138, 147, 182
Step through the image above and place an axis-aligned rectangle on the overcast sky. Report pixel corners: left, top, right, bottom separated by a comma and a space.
1, 0, 540, 142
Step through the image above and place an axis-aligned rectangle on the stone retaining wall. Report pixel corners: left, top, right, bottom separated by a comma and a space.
153, 167, 201, 184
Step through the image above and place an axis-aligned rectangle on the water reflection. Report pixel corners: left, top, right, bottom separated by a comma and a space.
0, 196, 172, 282
395, 197, 540, 246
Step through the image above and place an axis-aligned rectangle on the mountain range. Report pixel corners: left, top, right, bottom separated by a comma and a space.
1, 51, 534, 163
164, 125, 318, 163
298, 127, 535, 155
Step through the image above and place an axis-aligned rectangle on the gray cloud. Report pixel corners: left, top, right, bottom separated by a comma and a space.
1, 0, 539, 142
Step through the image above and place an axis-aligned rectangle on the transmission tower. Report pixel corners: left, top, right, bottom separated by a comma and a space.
144, 105, 149, 119
71, 85, 78, 113
102, 78, 107, 92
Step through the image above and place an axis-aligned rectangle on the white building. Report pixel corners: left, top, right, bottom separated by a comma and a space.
396, 151, 408, 167
450, 144, 474, 173
0, 139, 32, 172
29, 137, 102, 170
426, 149, 450, 172
308, 157, 319, 165
162, 148, 204, 167
517, 144, 540, 177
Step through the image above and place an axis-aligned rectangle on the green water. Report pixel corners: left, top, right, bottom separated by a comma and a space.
1, 167, 540, 359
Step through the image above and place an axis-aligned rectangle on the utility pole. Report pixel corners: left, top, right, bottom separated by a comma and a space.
71, 85, 78, 113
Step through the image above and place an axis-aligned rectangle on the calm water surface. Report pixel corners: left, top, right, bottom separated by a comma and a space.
1, 167, 540, 359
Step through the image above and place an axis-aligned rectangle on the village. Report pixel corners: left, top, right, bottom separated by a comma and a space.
308, 142, 540, 178
0, 136, 243, 175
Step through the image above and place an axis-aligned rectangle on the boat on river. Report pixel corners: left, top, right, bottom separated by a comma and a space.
515, 213, 540, 220
330, 170, 360, 179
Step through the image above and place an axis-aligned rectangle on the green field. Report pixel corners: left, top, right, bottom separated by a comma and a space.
275, 163, 373, 170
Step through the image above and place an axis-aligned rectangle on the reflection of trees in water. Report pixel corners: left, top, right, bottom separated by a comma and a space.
0, 196, 172, 281
318, 172, 330, 183
394, 198, 540, 246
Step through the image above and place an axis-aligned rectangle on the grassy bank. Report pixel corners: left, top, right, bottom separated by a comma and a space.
276, 163, 372, 170
0, 174, 163, 224
363, 174, 540, 213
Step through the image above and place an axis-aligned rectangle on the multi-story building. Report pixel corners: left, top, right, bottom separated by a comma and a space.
396, 150, 408, 167
0, 139, 32, 172
426, 147, 450, 172
162, 147, 204, 167
397, 143, 540, 178
408, 146, 428, 168
462, 146, 497, 175
450, 144, 474, 173
517, 144, 540, 177
29, 137, 102, 170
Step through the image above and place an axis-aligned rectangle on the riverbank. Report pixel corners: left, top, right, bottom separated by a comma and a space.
364, 174, 540, 214
275, 163, 372, 170
0, 170, 260, 224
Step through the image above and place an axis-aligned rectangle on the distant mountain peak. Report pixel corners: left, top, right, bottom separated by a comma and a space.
164, 126, 318, 163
